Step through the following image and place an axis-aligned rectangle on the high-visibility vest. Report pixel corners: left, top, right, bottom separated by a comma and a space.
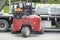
15, 8, 22, 12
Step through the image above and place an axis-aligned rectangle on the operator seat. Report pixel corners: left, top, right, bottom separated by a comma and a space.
14, 5, 23, 19
22, 5, 32, 16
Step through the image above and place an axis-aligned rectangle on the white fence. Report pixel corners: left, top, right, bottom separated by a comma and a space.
35, 4, 60, 15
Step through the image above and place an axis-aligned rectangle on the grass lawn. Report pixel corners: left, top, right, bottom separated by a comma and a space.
3, 6, 9, 13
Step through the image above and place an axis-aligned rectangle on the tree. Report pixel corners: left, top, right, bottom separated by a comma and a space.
54, 0, 57, 2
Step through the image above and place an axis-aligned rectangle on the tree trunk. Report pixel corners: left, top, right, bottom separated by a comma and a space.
41, 0, 46, 4
54, 0, 57, 1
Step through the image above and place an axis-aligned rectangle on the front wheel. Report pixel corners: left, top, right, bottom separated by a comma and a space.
40, 26, 44, 34
21, 27, 30, 37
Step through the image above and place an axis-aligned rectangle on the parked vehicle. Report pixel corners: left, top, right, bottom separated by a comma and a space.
36, 4, 60, 30
11, 0, 44, 37
0, 0, 44, 37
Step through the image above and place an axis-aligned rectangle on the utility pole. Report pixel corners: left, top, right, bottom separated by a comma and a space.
27, 0, 28, 2
8, 0, 11, 13
8, 0, 11, 7
20, 0, 21, 2
41, 0, 46, 4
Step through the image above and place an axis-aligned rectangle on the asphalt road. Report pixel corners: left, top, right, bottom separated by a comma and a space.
0, 32, 60, 40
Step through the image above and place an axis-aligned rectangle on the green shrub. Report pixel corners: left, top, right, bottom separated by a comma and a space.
3, 6, 9, 13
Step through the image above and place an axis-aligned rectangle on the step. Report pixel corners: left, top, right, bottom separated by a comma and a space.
44, 28, 60, 31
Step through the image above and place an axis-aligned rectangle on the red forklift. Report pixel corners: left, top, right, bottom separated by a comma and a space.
11, 0, 44, 37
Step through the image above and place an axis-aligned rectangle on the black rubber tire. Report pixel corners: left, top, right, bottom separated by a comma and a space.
40, 26, 44, 34
0, 19, 9, 32
56, 21, 60, 28
11, 29, 17, 34
21, 27, 30, 37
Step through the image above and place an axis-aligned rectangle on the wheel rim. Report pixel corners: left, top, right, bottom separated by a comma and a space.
0, 22, 6, 30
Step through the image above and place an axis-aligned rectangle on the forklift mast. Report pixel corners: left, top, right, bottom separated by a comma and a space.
22, 1, 33, 15
12, 0, 34, 15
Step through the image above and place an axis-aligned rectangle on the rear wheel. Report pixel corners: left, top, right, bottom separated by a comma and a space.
11, 24, 17, 34
11, 29, 17, 34
21, 26, 30, 37
56, 21, 60, 28
40, 26, 44, 34
0, 19, 9, 32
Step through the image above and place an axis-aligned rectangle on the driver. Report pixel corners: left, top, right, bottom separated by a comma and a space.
15, 5, 22, 12
14, 5, 23, 19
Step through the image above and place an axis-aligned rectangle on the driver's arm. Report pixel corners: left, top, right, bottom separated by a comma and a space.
15, 8, 22, 12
